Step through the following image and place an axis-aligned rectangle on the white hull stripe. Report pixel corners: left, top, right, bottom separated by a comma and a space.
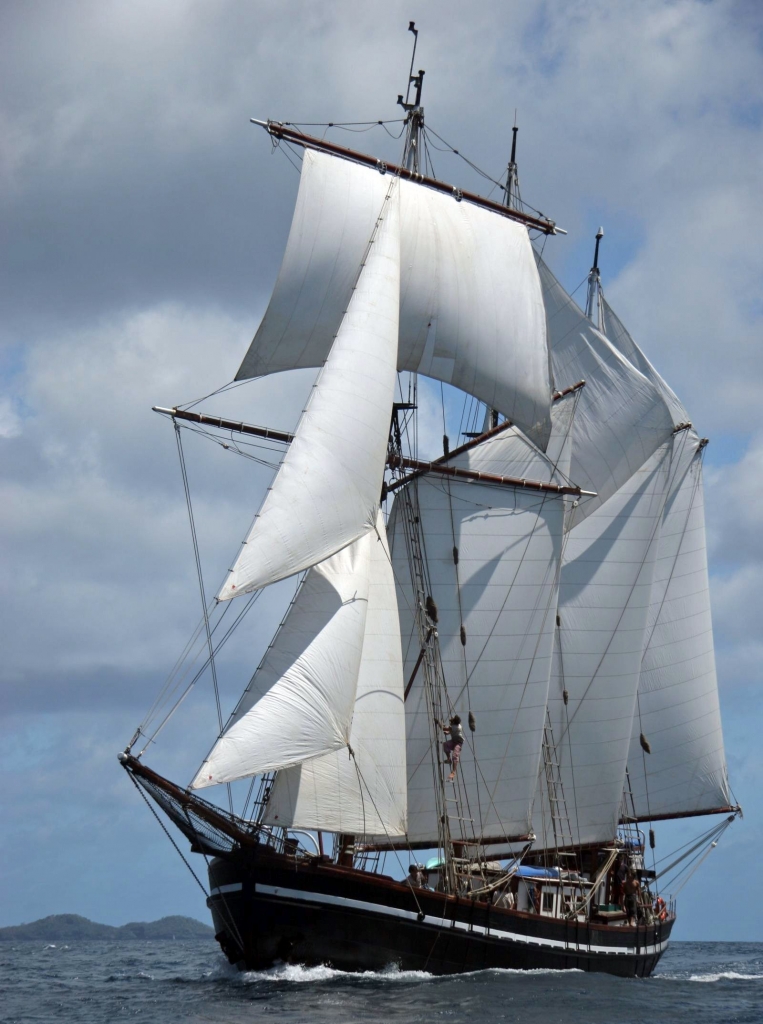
210, 883, 244, 895
252, 883, 669, 958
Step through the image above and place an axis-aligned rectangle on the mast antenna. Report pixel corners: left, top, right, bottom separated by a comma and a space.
505, 112, 521, 209
397, 22, 425, 174
585, 226, 604, 329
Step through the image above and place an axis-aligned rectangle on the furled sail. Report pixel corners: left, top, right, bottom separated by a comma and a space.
534, 444, 672, 849
262, 514, 407, 835
597, 303, 731, 818
236, 148, 552, 447
536, 256, 675, 527
389, 416, 572, 845
217, 181, 401, 601
191, 533, 371, 788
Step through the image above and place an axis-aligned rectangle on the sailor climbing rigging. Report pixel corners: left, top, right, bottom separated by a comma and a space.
443, 715, 465, 782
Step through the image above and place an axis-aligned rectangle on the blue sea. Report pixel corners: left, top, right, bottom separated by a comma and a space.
1, 940, 761, 1023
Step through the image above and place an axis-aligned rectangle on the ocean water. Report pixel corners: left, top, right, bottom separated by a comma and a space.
1, 940, 761, 1024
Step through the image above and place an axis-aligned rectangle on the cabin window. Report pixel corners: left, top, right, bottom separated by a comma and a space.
542, 891, 554, 913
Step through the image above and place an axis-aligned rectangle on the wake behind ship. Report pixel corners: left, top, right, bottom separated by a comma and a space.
121, 26, 739, 978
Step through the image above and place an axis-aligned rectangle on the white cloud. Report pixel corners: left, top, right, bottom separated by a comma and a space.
0, 396, 21, 438
1, 301, 313, 710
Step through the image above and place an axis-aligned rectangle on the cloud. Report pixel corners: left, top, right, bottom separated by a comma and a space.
1, 301, 313, 714
0, 396, 21, 437
1, 0, 762, 936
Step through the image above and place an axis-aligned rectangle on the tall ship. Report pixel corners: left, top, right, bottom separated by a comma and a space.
121, 28, 740, 978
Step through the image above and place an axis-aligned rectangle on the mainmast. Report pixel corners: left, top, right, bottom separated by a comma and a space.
398, 22, 425, 173
584, 226, 604, 329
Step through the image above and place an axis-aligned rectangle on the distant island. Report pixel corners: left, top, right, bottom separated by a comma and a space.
0, 914, 215, 941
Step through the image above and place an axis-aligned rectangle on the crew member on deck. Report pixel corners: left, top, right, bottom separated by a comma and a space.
406, 863, 424, 888
623, 869, 642, 926
443, 715, 465, 781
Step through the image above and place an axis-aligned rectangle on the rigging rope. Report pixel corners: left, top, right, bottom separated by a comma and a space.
177, 375, 260, 413
129, 772, 209, 898
140, 587, 263, 752
348, 752, 424, 918
174, 423, 233, 815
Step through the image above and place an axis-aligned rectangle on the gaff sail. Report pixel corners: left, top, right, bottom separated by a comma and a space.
598, 299, 731, 820
625, 434, 731, 818
537, 256, 675, 526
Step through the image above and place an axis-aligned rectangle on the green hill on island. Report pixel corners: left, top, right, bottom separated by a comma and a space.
0, 914, 214, 941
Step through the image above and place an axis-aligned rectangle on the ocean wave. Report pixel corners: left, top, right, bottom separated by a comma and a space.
687, 971, 763, 983
234, 962, 585, 985
471, 967, 584, 977
238, 963, 435, 984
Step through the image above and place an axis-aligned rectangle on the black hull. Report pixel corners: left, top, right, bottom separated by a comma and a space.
206, 849, 674, 978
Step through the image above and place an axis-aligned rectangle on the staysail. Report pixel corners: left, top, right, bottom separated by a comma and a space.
537, 256, 675, 526
217, 180, 401, 600
600, 295, 687, 425
262, 514, 407, 836
237, 148, 552, 447
191, 532, 371, 788
535, 443, 672, 849
389, 417, 572, 845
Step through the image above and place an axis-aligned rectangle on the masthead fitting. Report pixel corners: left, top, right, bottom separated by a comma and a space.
505, 120, 520, 210
398, 23, 425, 173
586, 226, 605, 324
401, 21, 421, 108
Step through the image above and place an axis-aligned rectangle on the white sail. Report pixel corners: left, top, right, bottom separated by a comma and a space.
626, 432, 731, 817
535, 444, 672, 849
237, 148, 552, 447
537, 256, 675, 527
262, 514, 407, 835
191, 533, 371, 788
218, 181, 400, 601
597, 297, 730, 818
389, 420, 571, 845
600, 294, 687, 424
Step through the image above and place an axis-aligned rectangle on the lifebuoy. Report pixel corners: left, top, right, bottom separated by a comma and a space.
655, 897, 667, 922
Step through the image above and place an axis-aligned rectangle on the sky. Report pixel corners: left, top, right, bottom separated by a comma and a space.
1, 0, 762, 940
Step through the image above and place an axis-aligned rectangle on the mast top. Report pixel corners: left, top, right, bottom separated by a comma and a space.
585, 226, 605, 326
505, 115, 520, 210
397, 22, 425, 174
